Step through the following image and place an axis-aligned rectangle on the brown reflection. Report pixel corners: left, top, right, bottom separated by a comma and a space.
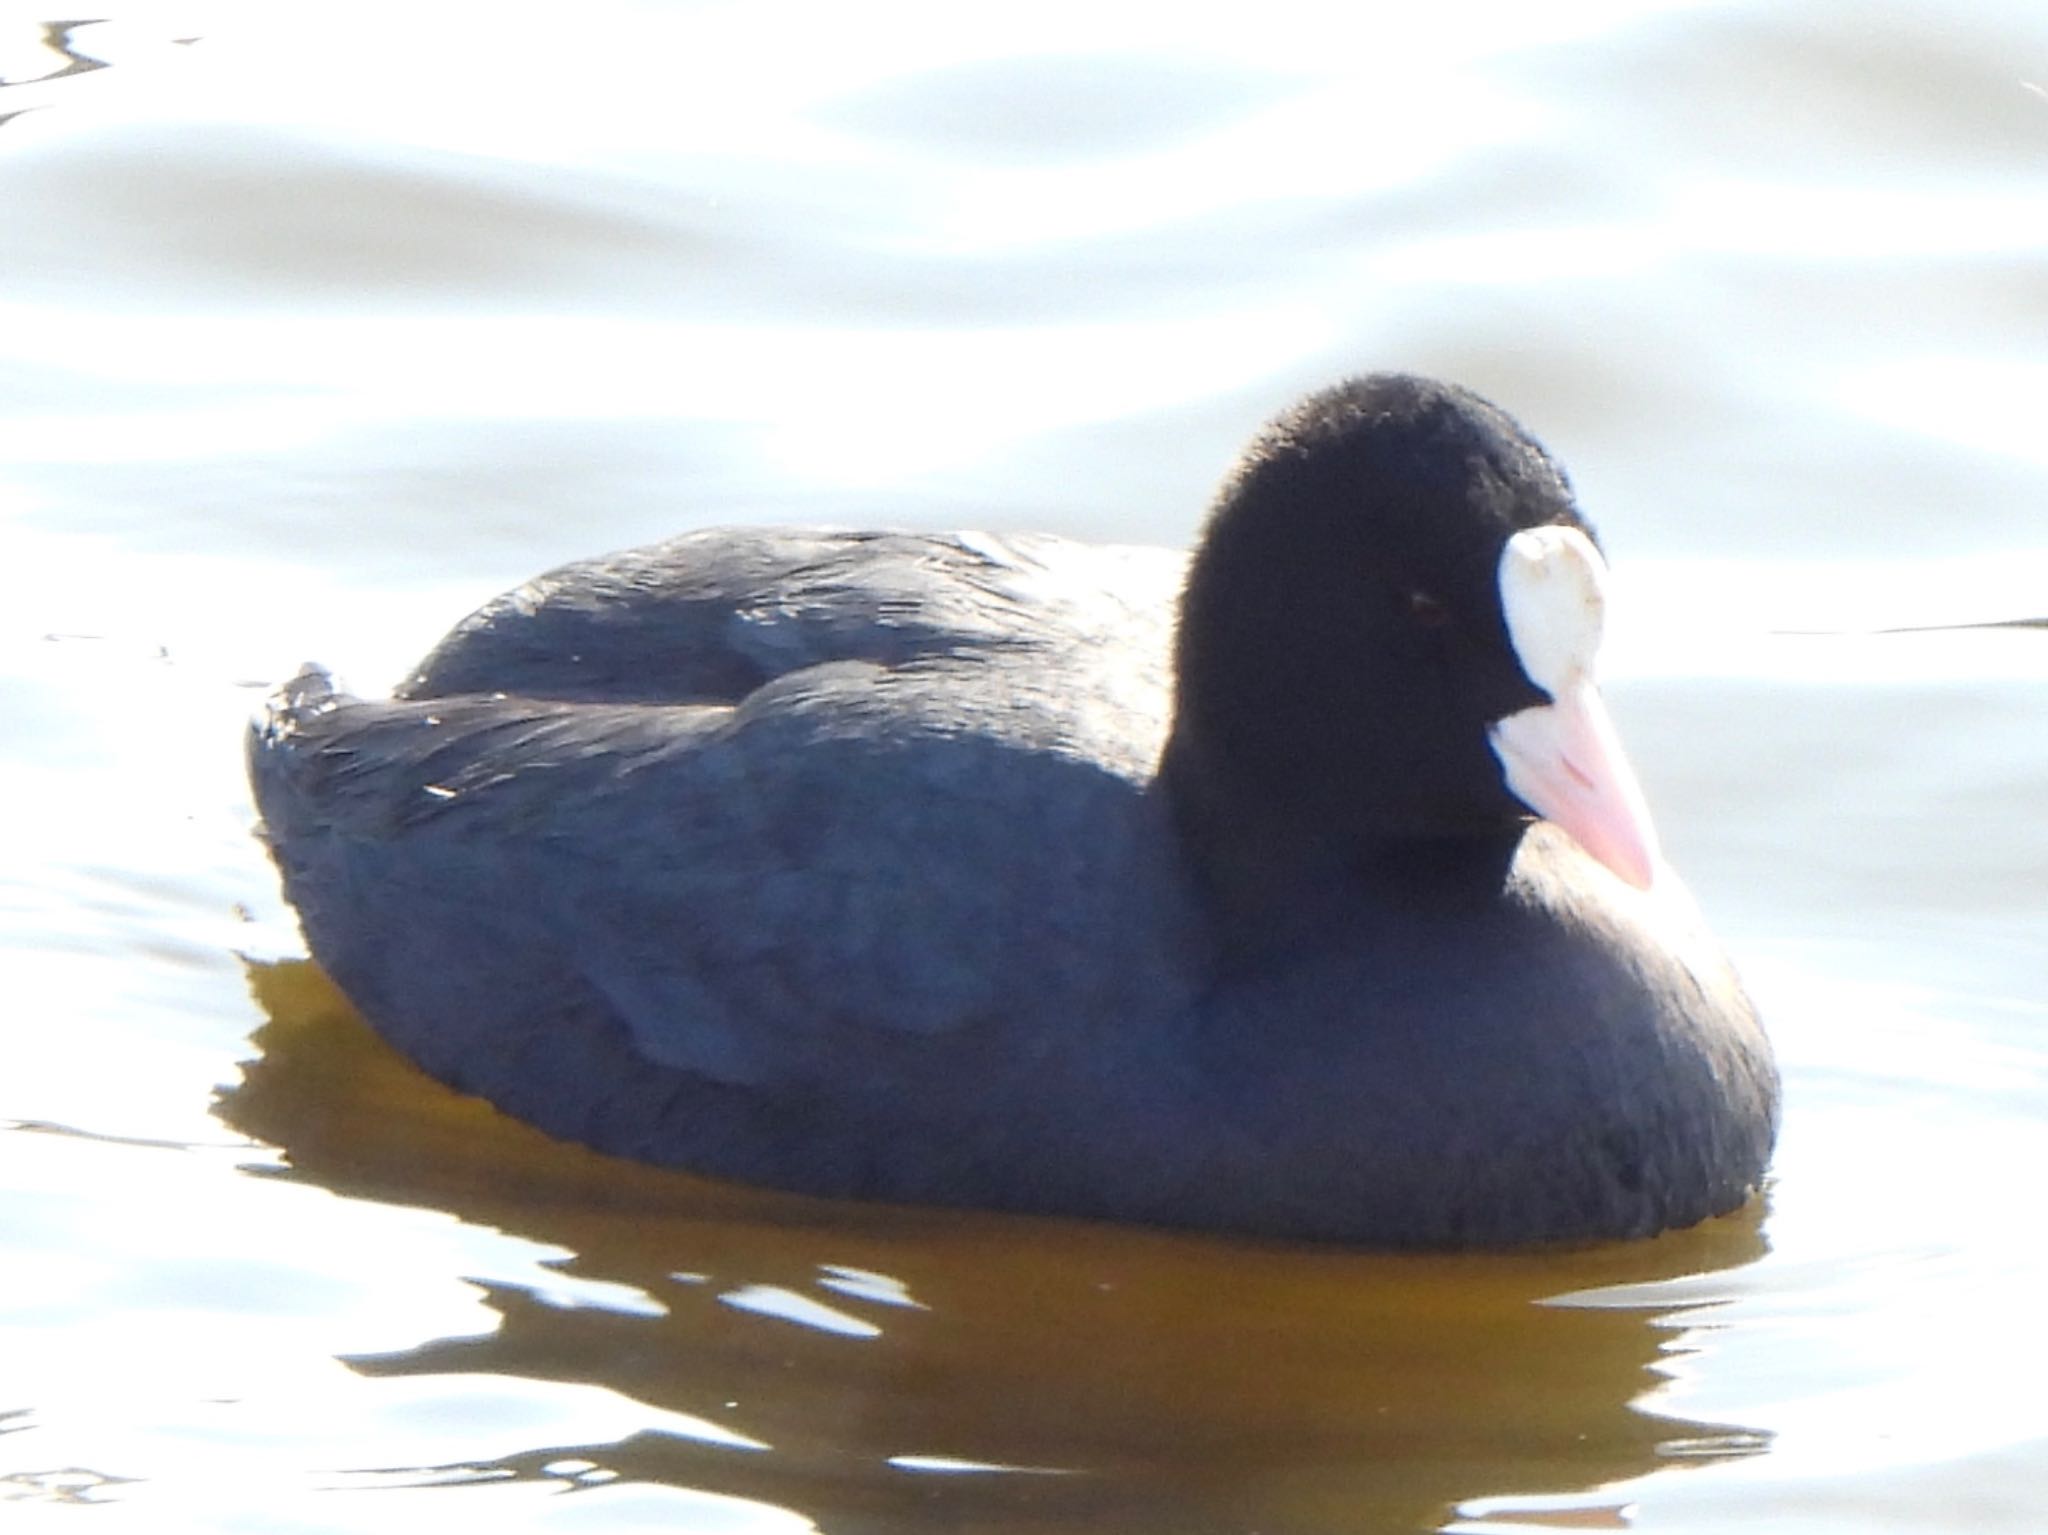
226, 959, 1770, 1534
16, 22, 116, 84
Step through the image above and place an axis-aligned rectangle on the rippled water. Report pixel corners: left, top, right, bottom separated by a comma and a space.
3, 3, 2045, 1530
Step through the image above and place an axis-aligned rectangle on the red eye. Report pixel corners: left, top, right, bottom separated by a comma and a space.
1407, 590, 1451, 628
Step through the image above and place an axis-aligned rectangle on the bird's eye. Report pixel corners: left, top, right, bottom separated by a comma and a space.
1406, 590, 1451, 628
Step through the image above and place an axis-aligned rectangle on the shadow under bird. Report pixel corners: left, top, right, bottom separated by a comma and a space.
247, 372, 1779, 1246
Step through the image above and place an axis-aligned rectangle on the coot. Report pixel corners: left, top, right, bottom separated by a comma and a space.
249, 373, 1778, 1246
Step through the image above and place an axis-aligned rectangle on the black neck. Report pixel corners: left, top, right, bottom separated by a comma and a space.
1156, 730, 1525, 977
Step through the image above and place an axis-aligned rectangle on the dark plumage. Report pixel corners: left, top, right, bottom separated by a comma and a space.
249, 373, 1778, 1246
